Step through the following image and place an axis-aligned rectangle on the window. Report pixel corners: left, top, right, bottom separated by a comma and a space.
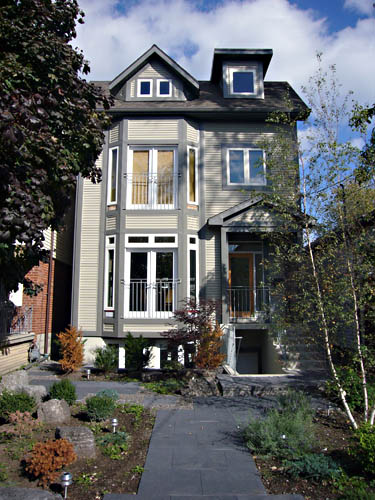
227, 148, 265, 186
230, 70, 255, 94
188, 236, 198, 301
187, 147, 198, 204
107, 147, 118, 204
137, 79, 152, 97
124, 237, 178, 318
127, 147, 177, 209
104, 236, 116, 316
157, 79, 172, 97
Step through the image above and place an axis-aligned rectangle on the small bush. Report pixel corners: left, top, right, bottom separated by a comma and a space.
2, 411, 40, 437
325, 367, 375, 412
162, 360, 184, 371
118, 403, 144, 426
86, 394, 116, 421
96, 431, 128, 460
283, 453, 341, 480
143, 378, 185, 395
0, 463, 8, 482
25, 438, 77, 487
57, 325, 85, 373
124, 333, 151, 371
94, 344, 118, 373
195, 322, 225, 369
49, 379, 76, 406
96, 389, 119, 401
277, 389, 313, 419
349, 424, 375, 475
0, 390, 36, 422
335, 475, 375, 499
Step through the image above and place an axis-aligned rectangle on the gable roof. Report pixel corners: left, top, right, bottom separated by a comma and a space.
208, 196, 264, 226
109, 44, 200, 97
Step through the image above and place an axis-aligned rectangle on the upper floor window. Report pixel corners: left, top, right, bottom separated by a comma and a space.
230, 69, 255, 95
126, 147, 178, 209
188, 147, 198, 204
137, 79, 152, 97
227, 148, 266, 186
157, 79, 172, 97
107, 147, 118, 205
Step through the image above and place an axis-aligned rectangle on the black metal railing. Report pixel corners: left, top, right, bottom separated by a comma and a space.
227, 287, 269, 320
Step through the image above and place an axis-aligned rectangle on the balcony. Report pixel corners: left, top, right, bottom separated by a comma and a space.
228, 287, 269, 322
126, 173, 179, 210
0, 304, 33, 335
124, 279, 179, 319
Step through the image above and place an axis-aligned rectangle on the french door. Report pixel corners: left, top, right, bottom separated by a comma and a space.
229, 253, 254, 317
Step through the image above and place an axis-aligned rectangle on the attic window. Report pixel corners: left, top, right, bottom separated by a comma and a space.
157, 79, 171, 97
138, 79, 152, 97
229, 68, 255, 95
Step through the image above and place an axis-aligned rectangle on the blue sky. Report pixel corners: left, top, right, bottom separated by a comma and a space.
75, 0, 374, 105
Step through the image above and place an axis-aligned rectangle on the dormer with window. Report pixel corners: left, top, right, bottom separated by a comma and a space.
210, 48, 273, 100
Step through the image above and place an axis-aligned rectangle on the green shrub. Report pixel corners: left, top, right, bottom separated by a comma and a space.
277, 389, 313, 419
118, 403, 144, 426
283, 453, 341, 480
0, 390, 36, 422
96, 389, 119, 401
124, 333, 151, 371
143, 378, 185, 395
325, 367, 375, 412
85, 395, 116, 421
96, 431, 128, 460
349, 424, 375, 475
0, 463, 8, 482
162, 360, 184, 371
49, 379, 76, 406
94, 344, 119, 373
243, 408, 314, 459
335, 475, 375, 499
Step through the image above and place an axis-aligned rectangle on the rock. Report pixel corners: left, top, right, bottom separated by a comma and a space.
0, 371, 29, 393
37, 399, 71, 424
23, 385, 48, 403
181, 372, 222, 397
56, 426, 96, 458
0, 487, 62, 499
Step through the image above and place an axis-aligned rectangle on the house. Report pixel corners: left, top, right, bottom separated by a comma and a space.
71, 45, 308, 374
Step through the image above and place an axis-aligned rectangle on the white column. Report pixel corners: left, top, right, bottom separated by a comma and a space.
118, 345, 126, 369
147, 345, 160, 369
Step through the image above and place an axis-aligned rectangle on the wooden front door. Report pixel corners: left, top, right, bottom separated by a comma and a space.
229, 253, 254, 317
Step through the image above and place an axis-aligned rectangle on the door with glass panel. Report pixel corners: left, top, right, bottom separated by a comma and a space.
126, 250, 176, 318
128, 148, 175, 209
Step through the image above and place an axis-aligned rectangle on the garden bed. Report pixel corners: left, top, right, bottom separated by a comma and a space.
0, 402, 154, 499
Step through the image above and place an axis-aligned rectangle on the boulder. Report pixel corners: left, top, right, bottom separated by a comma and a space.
37, 399, 71, 425
0, 487, 62, 499
23, 385, 48, 403
56, 426, 96, 458
181, 372, 222, 397
0, 371, 29, 393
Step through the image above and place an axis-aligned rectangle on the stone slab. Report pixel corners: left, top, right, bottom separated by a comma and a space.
0, 487, 62, 499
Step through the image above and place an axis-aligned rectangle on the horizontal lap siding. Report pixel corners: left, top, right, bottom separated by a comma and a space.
187, 121, 199, 143
187, 216, 199, 231
203, 123, 274, 219
205, 229, 221, 301
77, 155, 102, 331
139, 62, 172, 79
106, 217, 116, 231
128, 120, 179, 141
109, 125, 120, 143
0, 342, 31, 375
125, 215, 178, 229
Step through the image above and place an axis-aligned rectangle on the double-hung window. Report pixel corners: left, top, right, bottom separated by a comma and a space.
227, 148, 266, 186
124, 235, 178, 318
127, 147, 177, 209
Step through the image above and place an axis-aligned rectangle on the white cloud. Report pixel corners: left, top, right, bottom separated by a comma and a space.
344, 0, 374, 16
75, 0, 375, 104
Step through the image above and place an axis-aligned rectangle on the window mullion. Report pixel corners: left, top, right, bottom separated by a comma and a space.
244, 149, 250, 184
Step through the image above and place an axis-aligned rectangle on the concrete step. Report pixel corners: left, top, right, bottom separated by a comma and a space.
103, 495, 305, 500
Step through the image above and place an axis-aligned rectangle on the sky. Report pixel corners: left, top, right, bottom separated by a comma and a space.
74, 0, 375, 107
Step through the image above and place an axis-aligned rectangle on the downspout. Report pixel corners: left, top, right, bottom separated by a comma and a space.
44, 230, 54, 355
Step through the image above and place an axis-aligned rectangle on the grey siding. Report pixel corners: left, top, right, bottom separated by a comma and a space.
187, 121, 199, 143
125, 214, 178, 229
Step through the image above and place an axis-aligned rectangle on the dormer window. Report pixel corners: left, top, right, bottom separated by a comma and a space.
231, 69, 255, 95
137, 79, 152, 97
157, 79, 172, 97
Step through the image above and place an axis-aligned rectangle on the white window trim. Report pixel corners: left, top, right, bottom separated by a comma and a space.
124, 245, 178, 319
125, 234, 178, 248
137, 79, 153, 97
228, 67, 256, 96
187, 146, 198, 205
187, 235, 199, 301
126, 146, 178, 209
104, 236, 116, 312
157, 79, 172, 97
107, 147, 119, 205
227, 148, 266, 186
